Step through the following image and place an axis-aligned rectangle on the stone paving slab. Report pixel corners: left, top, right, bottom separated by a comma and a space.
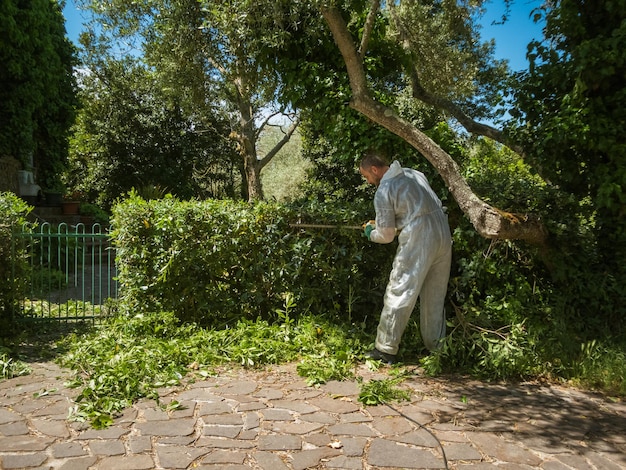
1, 362, 625, 469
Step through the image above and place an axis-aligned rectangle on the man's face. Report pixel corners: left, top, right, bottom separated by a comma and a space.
360, 165, 382, 186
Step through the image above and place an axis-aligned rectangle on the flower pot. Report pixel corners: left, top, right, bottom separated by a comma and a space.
62, 201, 80, 215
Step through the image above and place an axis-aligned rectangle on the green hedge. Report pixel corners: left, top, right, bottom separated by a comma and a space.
0, 192, 32, 331
112, 193, 396, 326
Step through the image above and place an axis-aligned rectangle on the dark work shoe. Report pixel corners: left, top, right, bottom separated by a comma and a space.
366, 348, 397, 364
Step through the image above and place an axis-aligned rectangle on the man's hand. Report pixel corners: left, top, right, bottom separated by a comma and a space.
362, 220, 375, 240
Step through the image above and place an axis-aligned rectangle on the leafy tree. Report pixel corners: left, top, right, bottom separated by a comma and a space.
0, 0, 78, 189
510, 0, 626, 330
68, 58, 239, 208
77, 0, 299, 201
237, 0, 546, 241
313, 1, 548, 244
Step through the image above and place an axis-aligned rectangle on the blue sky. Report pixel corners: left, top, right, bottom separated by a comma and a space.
62, 0, 544, 71
62, 0, 85, 43
478, 0, 545, 71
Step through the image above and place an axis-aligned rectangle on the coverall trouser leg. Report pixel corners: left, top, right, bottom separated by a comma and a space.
375, 210, 452, 355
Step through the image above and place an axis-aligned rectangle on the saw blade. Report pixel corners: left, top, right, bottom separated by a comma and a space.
289, 223, 362, 230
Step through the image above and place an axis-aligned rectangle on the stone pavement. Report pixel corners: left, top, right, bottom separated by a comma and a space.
1, 361, 625, 470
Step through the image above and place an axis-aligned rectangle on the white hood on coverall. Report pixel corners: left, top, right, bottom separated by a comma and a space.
369, 161, 452, 353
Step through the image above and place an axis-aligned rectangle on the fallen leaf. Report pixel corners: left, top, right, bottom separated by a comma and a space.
328, 440, 343, 449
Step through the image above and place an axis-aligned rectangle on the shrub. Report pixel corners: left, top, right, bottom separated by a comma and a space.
0, 192, 33, 332
112, 192, 395, 327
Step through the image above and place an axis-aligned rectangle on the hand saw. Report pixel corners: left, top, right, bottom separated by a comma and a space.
289, 223, 363, 230
289, 220, 374, 230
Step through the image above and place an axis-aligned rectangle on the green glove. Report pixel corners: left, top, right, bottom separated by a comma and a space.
363, 221, 375, 240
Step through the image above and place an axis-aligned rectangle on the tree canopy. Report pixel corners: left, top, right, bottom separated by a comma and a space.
512, 0, 626, 267
68, 58, 240, 208
67, 1, 626, 252
75, 0, 301, 201
506, 0, 626, 327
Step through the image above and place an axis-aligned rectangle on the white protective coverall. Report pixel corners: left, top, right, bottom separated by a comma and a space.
368, 161, 452, 353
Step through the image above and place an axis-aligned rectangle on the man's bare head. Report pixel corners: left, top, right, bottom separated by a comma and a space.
359, 150, 390, 187
359, 150, 389, 170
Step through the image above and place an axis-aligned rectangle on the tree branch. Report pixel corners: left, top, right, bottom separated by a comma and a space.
388, 10, 527, 157
256, 112, 282, 141
258, 117, 301, 171
255, 109, 297, 141
321, 6, 369, 97
359, 0, 381, 59
320, 5, 548, 245
408, 71, 526, 156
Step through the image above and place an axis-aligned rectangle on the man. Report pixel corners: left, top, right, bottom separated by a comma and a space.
360, 151, 452, 364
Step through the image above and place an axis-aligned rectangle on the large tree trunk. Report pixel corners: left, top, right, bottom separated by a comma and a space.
245, 154, 264, 201
321, 6, 548, 246
235, 98, 265, 201
231, 58, 300, 202
238, 116, 300, 202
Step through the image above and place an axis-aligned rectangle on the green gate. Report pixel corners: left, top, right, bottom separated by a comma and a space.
13, 222, 118, 323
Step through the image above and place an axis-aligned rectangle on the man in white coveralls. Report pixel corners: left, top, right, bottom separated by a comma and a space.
360, 151, 452, 364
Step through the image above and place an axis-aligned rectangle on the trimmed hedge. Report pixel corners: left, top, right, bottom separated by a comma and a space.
112, 193, 396, 326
